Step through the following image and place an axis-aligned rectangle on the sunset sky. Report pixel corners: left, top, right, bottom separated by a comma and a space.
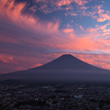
1, 0, 110, 74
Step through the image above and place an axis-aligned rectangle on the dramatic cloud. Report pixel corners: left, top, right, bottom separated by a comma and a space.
73, 0, 89, 5
56, 0, 89, 6
1, 0, 110, 73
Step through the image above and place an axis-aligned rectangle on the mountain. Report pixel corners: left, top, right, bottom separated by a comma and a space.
0, 54, 110, 83
32, 54, 105, 71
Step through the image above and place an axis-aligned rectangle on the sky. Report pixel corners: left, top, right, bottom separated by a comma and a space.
1, 0, 110, 74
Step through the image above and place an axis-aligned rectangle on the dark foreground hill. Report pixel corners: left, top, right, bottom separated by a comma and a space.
0, 54, 110, 83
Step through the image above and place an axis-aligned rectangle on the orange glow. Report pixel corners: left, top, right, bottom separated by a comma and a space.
31, 64, 43, 68
63, 29, 74, 33
57, 0, 72, 6
0, 55, 15, 64
73, 54, 110, 70
57, 0, 88, 6
73, 0, 88, 5
97, 6, 110, 22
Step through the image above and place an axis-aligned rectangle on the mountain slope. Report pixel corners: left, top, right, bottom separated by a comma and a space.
32, 54, 105, 71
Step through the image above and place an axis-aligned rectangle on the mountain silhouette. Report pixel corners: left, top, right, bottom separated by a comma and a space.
0, 54, 110, 83
32, 54, 105, 71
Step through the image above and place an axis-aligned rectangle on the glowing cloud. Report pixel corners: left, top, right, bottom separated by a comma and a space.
1, 0, 110, 73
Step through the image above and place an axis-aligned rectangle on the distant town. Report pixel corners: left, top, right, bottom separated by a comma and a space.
0, 83, 110, 110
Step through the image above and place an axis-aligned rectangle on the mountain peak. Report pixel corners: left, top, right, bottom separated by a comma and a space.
33, 53, 104, 71
60, 54, 73, 57
61, 54, 72, 56
58, 54, 78, 61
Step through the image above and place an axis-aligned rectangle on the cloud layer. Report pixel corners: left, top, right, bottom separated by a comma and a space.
0, 0, 110, 73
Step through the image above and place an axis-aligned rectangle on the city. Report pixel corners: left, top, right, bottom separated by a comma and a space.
0, 83, 110, 110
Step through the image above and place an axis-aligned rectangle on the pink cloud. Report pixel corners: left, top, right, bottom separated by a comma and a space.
31, 64, 43, 68
73, 0, 89, 5
80, 6, 88, 10
63, 28, 74, 33
56, 0, 89, 7
69, 12, 77, 16
1, 0, 110, 74
29, 5, 37, 13
97, 6, 110, 22
87, 23, 110, 33
79, 25, 84, 31
73, 54, 110, 70
0, 55, 14, 64
80, 5, 110, 22
85, 5, 110, 22
57, 0, 73, 6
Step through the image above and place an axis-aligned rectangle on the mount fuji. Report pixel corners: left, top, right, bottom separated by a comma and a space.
0, 54, 110, 83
